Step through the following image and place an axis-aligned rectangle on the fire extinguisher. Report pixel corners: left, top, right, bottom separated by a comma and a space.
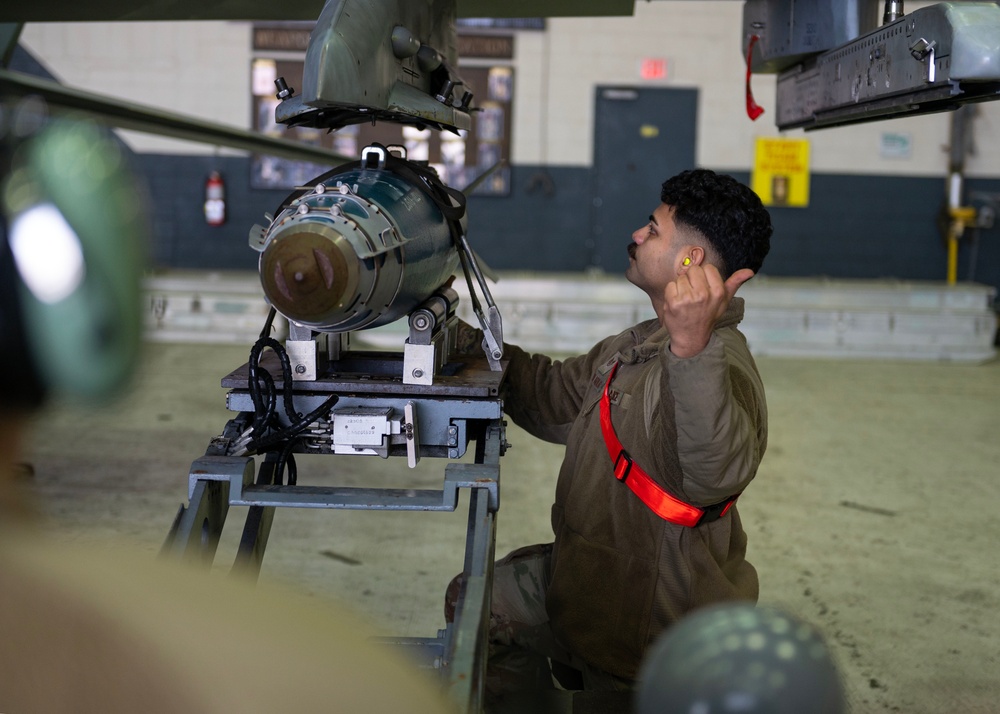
204, 170, 226, 226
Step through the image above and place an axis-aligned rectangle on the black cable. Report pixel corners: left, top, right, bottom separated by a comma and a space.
248, 336, 301, 426
259, 306, 277, 340
252, 393, 340, 455
247, 341, 276, 433
247, 367, 275, 433
276, 443, 299, 487
245, 314, 320, 472
242, 308, 343, 485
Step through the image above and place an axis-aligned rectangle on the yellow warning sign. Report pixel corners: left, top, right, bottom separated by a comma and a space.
752, 137, 810, 207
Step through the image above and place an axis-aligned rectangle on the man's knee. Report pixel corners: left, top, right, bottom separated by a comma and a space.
443, 571, 464, 623
444, 543, 552, 625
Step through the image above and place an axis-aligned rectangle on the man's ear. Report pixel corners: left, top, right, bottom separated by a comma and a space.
678, 245, 706, 273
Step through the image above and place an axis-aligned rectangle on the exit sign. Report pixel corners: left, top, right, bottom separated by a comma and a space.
640, 58, 667, 80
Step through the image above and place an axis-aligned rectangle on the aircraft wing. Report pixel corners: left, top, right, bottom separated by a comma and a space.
0, 68, 352, 164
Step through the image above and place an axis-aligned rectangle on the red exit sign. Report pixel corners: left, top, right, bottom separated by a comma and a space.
640, 58, 667, 80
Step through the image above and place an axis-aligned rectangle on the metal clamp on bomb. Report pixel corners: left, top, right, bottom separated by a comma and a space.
404, 285, 460, 385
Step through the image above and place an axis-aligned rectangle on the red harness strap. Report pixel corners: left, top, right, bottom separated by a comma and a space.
599, 362, 738, 527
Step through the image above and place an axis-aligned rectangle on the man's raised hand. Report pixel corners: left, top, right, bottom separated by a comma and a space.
662, 266, 754, 358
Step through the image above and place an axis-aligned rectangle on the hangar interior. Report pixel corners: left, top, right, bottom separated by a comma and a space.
4, 1, 1000, 712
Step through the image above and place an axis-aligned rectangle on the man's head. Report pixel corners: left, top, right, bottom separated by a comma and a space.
659, 168, 772, 278
626, 169, 771, 300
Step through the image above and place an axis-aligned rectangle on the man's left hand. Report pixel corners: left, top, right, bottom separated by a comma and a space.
662, 266, 754, 358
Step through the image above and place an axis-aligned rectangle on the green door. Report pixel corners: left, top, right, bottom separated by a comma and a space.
590, 86, 698, 272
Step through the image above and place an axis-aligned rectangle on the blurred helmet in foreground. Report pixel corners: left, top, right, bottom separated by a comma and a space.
636, 603, 846, 714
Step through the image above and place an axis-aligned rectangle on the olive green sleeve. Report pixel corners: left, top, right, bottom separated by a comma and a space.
664, 330, 767, 504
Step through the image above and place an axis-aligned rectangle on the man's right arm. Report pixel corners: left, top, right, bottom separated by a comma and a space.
453, 319, 597, 445
500, 344, 593, 445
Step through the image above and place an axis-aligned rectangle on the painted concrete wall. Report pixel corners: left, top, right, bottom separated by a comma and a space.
20, 2, 1000, 177
16, 4, 1000, 294
517, 1, 1000, 177
20, 21, 252, 156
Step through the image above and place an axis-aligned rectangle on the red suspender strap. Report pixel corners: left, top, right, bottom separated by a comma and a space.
599, 362, 738, 527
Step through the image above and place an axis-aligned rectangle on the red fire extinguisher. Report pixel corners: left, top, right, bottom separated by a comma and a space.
204, 171, 226, 226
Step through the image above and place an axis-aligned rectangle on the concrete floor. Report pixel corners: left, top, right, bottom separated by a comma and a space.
22, 340, 1000, 713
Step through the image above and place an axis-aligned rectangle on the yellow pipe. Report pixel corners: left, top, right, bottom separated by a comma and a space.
946, 207, 977, 286
947, 232, 959, 285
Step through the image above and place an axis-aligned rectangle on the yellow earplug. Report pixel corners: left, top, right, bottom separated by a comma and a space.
683, 257, 692, 266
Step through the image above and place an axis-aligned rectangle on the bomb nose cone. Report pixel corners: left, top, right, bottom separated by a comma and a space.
259, 224, 359, 326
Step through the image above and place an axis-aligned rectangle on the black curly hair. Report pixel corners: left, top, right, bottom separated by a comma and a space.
660, 169, 772, 278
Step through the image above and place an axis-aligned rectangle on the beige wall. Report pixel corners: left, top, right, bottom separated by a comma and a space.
21, 2, 1000, 176
21, 21, 252, 155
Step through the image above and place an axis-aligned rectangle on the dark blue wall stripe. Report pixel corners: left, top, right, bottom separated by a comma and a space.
132, 155, 1000, 303
12, 45, 1000, 300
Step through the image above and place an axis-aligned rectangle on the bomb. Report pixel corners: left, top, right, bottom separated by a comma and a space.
251, 145, 462, 334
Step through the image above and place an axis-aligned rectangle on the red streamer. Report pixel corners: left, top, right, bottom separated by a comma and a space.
745, 34, 765, 121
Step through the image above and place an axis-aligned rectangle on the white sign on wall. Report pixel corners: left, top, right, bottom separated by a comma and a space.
880, 132, 913, 159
